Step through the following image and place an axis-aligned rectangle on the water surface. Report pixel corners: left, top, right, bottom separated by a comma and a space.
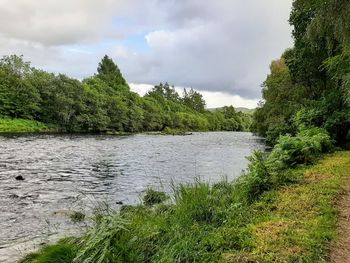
0, 132, 264, 262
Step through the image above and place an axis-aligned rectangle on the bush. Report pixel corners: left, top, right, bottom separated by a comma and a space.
237, 151, 271, 203
267, 127, 334, 171
237, 128, 334, 203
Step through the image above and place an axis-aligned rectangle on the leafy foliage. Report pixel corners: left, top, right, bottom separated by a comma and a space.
253, 0, 350, 146
267, 128, 334, 171
239, 128, 334, 203
0, 55, 252, 133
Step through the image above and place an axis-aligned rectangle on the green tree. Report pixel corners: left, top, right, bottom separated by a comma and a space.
141, 97, 164, 131
0, 55, 41, 119
146, 83, 181, 102
253, 0, 350, 145
182, 88, 206, 112
97, 55, 129, 93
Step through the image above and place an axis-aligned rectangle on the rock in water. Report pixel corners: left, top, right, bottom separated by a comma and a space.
15, 175, 24, 181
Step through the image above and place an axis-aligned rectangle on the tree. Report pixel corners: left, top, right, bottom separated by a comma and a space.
146, 83, 181, 102
252, 57, 308, 144
141, 97, 164, 131
182, 88, 206, 112
253, 0, 350, 145
0, 55, 40, 119
40, 74, 85, 131
97, 55, 129, 93
0, 54, 252, 134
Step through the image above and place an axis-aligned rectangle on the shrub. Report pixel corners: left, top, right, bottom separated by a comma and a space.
237, 151, 271, 203
267, 127, 334, 171
238, 128, 334, 203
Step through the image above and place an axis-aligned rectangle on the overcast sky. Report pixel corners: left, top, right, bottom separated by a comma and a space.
0, 0, 293, 108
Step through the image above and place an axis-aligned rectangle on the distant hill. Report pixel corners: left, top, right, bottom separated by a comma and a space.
207, 107, 255, 114
235, 107, 255, 114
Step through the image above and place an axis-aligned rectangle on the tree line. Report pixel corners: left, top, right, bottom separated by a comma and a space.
0, 54, 252, 133
252, 0, 350, 146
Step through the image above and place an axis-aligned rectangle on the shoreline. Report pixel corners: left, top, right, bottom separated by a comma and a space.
0, 118, 254, 136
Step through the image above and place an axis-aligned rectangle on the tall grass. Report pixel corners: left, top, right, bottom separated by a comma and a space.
74, 215, 130, 263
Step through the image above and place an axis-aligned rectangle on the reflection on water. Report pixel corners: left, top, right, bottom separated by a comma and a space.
0, 132, 264, 262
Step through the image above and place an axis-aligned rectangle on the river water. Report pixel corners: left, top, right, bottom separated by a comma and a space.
0, 132, 264, 262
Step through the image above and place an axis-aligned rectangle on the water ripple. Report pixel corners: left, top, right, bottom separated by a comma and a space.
0, 132, 264, 262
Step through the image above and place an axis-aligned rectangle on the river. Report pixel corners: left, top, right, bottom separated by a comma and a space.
0, 132, 264, 262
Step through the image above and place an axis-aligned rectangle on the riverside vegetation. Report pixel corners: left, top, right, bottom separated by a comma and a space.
0, 55, 252, 134
17, 0, 350, 262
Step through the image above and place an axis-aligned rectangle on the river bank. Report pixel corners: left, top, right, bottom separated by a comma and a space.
0, 118, 58, 134
19, 149, 350, 262
0, 118, 231, 136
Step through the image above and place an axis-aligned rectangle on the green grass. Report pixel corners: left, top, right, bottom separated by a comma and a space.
0, 118, 57, 133
21, 151, 350, 262
20, 240, 77, 263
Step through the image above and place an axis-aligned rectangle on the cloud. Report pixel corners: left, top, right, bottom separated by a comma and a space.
114, 0, 294, 99
0, 0, 121, 46
0, 0, 294, 101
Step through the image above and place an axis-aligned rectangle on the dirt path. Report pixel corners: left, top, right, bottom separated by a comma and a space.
328, 177, 350, 263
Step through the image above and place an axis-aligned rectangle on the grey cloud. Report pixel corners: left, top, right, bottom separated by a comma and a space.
0, 0, 121, 46
0, 0, 293, 100
116, 0, 293, 99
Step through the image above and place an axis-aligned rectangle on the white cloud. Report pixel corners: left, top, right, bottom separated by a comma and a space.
200, 91, 258, 109
129, 83, 153, 96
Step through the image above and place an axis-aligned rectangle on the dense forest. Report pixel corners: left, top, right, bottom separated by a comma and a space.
0, 55, 251, 133
252, 0, 350, 146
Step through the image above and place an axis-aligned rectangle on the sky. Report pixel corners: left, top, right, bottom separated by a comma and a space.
0, 0, 294, 109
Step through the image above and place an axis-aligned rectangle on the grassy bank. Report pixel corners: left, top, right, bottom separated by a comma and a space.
0, 118, 57, 133
20, 150, 350, 263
